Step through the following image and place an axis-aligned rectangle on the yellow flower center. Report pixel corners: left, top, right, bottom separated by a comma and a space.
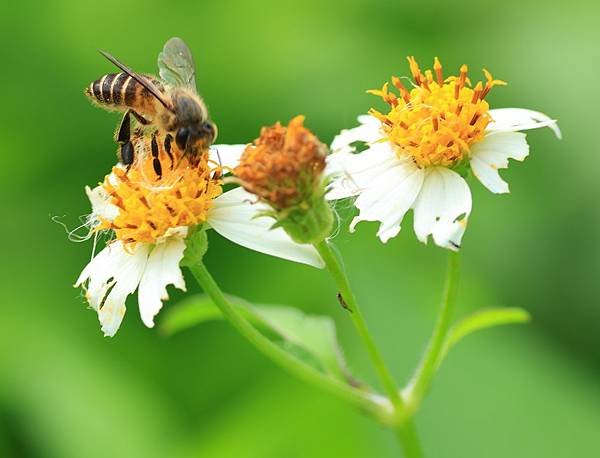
369, 57, 506, 168
98, 133, 222, 244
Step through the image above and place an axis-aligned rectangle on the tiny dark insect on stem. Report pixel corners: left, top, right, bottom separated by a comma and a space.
336, 292, 352, 313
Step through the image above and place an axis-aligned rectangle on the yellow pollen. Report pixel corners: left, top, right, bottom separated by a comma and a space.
368, 57, 507, 168
97, 136, 222, 244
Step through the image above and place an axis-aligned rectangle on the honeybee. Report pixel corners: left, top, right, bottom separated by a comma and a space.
85, 37, 217, 174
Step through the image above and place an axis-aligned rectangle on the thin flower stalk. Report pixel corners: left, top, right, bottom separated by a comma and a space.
188, 261, 392, 423
315, 239, 424, 458
314, 240, 405, 412
405, 251, 460, 414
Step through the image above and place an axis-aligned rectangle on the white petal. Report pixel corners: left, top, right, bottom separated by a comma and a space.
412, 167, 472, 251
208, 187, 324, 268
75, 243, 119, 311
76, 241, 149, 337
487, 108, 561, 139
209, 144, 247, 170
357, 114, 381, 127
97, 289, 130, 337
326, 142, 400, 200
330, 114, 382, 154
470, 131, 529, 194
349, 156, 424, 243
138, 238, 187, 328
85, 185, 119, 222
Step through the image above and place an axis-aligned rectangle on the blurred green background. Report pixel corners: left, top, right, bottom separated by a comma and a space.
1, 0, 599, 456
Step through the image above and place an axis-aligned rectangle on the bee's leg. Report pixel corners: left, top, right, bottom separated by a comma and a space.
115, 110, 135, 167
150, 133, 162, 179
164, 133, 175, 169
120, 142, 135, 168
115, 110, 131, 144
131, 110, 151, 126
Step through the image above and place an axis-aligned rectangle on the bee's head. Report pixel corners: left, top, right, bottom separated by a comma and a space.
175, 121, 218, 154
171, 90, 217, 155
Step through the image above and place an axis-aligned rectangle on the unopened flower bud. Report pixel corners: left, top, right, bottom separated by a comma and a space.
234, 116, 334, 244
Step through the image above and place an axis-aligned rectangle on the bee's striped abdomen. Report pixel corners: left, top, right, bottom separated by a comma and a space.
86, 72, 128, 106
85, 73, 164, 114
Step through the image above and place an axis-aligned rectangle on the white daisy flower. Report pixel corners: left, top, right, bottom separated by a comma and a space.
75, 141, 323, 337
327, 57, 560, 249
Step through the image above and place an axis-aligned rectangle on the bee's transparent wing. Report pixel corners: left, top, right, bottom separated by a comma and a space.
157, 37, 197, 91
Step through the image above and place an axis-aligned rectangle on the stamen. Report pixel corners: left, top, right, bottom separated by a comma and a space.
368, 57, 505, 168
471, 82, 483, 103
392, 76, 411, 103
112, 195, 125, 210
369, 108, 393, 126
424, 70, 434, 84
407, 56, 423, 86
166, 205, 177, 217
459, 64, 468, 88
434, 57, 443, 86
96, 139, 222, 244
480, 68, 507, 99
480, 86, 491, 101
385, 91, 398, 107
138, 195, 150, 208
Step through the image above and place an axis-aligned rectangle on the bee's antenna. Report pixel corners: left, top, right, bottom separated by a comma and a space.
215, 147, 223, 169
98, 49, 174, 112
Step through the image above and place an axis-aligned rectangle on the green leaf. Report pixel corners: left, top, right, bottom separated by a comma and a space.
251, 304, 346, 379
161, 294, 352, 382
161, 293, 269, 335
438, 307, 531, 367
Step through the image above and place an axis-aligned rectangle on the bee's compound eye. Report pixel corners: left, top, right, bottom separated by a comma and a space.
202, 121, 217, 142
175, 127, 190, 150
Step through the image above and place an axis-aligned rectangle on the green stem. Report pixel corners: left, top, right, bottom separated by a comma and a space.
396, 420, 424, 458
314, 240, 403, 410
406, 251, 460, 412
314, 240, 424, 457
188, 262, 389, 422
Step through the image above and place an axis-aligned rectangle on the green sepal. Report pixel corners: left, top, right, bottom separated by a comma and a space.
181, 226, 208, 267
277, 193, 334, 244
